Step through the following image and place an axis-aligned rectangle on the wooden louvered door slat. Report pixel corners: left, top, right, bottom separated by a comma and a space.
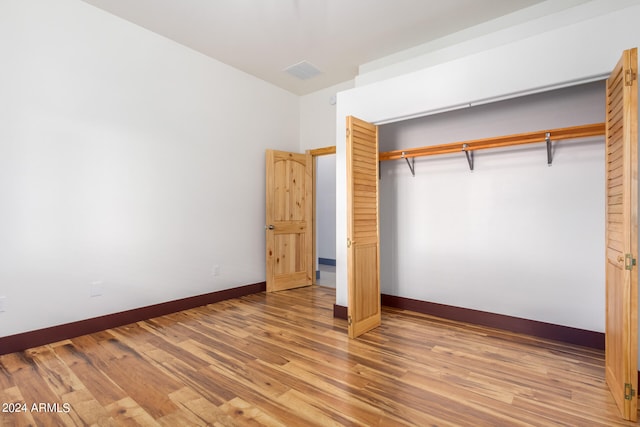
346, 116, 381, 339
605, 47, 638, 421
265, 150, 312, 292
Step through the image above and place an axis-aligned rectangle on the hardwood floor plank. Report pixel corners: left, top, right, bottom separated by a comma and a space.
25, 346, 83, 399
0, 286, 637, 426
53, 341, 128, 406
218, 397, 287, 427
1, 352, 71, 427
60, 388, 116, 426
273, 360, 397, 426
105, 397, 160, 426
0, 386, 38, 427
91, 340, 181, 419
275, 389, 353, 426
167, 386, 233, 426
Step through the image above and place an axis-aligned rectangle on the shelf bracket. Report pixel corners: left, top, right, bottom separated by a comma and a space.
462, 144, 474, 171
401, 152, 415, 177
546, 132, 552, 166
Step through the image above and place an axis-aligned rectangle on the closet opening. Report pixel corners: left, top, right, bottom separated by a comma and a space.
377, 80, 606, 337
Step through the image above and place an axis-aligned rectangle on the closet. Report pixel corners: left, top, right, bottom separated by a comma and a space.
345, 48, 638, 420
337, 5, 640, 415
376, 81, 607, 332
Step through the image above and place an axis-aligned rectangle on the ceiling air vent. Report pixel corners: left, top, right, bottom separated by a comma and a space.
283, 60, 322, 80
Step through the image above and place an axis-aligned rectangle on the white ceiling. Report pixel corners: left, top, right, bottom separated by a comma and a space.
80, 0, 548, 95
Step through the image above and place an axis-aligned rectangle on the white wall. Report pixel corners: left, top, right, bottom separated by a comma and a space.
299, 80, 354, 152
299, 81, 351, 273
335, 1, 640, 333
356, 0, 630, 87
379, 82, 604, 331
0, 0, 299, 337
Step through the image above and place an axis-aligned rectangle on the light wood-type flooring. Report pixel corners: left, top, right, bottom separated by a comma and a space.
0, 286, 636, 426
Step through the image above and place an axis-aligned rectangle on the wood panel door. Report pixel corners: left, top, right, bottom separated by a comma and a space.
265, 150, 312, 292
346, 116, 381, 338
605, 47, 638, 421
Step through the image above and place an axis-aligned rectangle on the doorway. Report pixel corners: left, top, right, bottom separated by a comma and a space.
310, 147, 336, 288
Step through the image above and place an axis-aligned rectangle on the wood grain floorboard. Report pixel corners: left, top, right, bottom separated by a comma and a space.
0, 286, 636, 426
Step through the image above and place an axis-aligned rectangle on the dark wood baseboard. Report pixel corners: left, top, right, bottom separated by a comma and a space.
335, 295, 603, 350
333, 304, 348, 320
0, 282, 266, 356
381, 294, 604, 350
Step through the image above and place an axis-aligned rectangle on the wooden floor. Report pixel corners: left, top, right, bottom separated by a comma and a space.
0, 286, 636, 426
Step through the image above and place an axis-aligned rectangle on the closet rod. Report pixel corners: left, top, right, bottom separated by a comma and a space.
378, 123, 605, 161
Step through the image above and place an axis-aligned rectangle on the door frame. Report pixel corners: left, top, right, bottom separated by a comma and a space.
308, 146, 337, 285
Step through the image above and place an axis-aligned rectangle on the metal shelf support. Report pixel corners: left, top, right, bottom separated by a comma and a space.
401, 152, 415, 177
462, 144, 474, 171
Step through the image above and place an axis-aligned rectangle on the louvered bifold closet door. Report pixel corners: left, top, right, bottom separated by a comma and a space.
346, 116, 381, 339
605, 47, 638, 422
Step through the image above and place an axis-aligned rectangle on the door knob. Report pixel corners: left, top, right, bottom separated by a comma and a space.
618, 255, 625, 263
266, 225, 275, 230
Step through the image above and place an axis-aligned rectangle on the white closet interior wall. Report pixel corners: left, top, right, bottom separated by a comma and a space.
378, 81, 605, 331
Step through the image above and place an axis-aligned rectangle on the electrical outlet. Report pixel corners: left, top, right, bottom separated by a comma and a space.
0, 296, 6, 312
90, 281, 104, 297
212, 265, 220, 277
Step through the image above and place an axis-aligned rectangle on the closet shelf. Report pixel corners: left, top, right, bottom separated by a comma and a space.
378, 122, 606, 161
